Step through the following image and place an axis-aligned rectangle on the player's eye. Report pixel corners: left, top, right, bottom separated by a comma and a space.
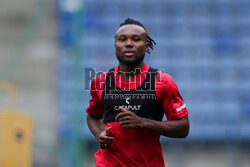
133, 36, 141, 42
118, 36, 126, 41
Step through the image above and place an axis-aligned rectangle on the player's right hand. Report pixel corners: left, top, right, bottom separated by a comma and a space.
98, 127, 115, 149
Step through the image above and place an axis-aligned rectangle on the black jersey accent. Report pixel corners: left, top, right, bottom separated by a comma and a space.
102, 67, 164, 124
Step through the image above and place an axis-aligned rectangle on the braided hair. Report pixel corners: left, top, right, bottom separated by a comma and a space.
118, 18, 156, 54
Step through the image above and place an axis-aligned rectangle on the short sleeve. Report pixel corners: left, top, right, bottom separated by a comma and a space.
86, 76, 105, 117
158, 73, 188, 120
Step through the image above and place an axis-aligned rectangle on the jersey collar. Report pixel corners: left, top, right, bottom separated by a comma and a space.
114, 62, 149, 90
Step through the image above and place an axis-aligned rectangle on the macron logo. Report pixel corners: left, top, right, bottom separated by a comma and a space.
176, 104, 186, 112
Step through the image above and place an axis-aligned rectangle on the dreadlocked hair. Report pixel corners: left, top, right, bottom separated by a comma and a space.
119, 18, 156, 54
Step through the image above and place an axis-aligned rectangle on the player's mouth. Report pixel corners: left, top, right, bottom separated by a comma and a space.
123, 51, 136, 57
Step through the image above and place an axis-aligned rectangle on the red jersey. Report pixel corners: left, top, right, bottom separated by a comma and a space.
86, 63, 188, 167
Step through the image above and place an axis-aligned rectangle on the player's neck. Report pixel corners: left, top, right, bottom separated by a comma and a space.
118, 61, 144, 80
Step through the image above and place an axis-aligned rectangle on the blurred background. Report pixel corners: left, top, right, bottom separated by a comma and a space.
0, 0, 250, 167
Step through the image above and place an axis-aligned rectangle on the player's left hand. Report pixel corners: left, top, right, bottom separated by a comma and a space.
115, 107, 145, 129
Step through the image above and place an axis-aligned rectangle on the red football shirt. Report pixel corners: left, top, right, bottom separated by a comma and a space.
86, 63, 188, 167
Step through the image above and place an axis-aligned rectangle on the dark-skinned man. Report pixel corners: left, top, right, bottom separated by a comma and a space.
86, 18, 189, 167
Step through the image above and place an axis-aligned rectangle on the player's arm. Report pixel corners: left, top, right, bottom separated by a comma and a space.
116, 108, 189, 138
140, 114, 189, 138
87, 114, 105, 139
86, 72, 114, 149
87, 114, 114, 149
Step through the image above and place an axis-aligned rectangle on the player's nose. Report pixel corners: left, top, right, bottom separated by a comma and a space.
125, 39, 133, 48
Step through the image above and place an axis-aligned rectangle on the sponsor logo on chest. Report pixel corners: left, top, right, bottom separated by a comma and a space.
113, 97, 141, 111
